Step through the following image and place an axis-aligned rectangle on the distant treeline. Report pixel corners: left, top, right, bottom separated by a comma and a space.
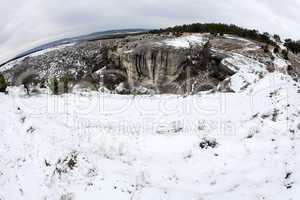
150, 23, 300, 54
150, 23, 275, 44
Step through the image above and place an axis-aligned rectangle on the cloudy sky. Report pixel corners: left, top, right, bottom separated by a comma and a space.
1, 0, 300, 64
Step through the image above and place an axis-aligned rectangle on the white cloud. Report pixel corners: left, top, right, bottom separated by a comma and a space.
0, 0, 300, 64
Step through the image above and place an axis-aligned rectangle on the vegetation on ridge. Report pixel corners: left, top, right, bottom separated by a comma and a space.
150, 23, 275, 44
150, 23, 300, 54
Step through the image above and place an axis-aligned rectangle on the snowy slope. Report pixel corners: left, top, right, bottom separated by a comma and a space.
0, 43, 75, 73
1, 70, 300, 200
1, 33, 300, 200
157, 34, 209, 48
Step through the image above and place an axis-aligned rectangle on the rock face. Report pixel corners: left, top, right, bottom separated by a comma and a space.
117, 38, 234, 94
1, 33, 295, 94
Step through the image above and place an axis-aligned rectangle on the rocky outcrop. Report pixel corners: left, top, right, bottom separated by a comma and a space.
114, 37, 236, 94
118, 43, 208, 93
1, 33, 282, 94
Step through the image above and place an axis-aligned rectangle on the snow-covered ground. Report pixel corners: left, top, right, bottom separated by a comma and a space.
221, 52, 267, 92
158, 34, 209, 48
1, 71, 300, 200
224, 34, 261, 52
0, 43, 75, 73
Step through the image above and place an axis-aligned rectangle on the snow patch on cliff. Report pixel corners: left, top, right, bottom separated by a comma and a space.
221, 53, 267, 92
159, 34, 209, 48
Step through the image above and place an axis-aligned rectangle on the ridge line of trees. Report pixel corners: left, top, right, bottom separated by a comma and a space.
149, 23, 300, 54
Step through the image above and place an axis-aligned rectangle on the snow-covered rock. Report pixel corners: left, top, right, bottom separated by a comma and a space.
157, 34, 209, 48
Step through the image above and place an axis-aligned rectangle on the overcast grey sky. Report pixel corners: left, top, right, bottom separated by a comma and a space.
1, 0, 300, 64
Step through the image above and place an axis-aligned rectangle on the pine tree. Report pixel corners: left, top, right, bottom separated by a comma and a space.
59, 74, 72, 94
273, 34, 281, 43
48, 77, 59, 95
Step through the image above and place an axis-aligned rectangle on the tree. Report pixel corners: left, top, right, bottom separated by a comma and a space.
273, 34, 281, 43
48, 77, 59, 95
59, 74, 73, 94
284, 39, 300, 54
285, 39, 292, 43
21, 74, 38, 96
0, 74, 8, 93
